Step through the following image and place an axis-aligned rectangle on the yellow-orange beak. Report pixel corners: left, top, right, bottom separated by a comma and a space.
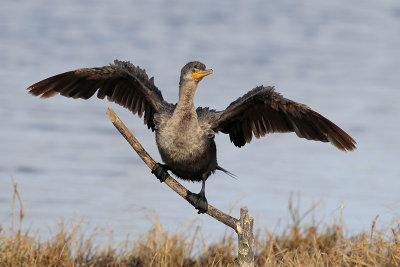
191, 69, 213, 80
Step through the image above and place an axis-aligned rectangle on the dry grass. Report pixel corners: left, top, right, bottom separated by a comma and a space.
1, 182, 400, 266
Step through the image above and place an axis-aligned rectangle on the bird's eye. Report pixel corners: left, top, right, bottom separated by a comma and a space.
192, 69, 196, 73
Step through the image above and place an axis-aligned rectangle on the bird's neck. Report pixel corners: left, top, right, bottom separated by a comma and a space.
170, 81, 199, 128
177, 81, 197, 109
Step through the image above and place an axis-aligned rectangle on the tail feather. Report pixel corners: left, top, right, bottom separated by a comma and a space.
216, 165, 237, 179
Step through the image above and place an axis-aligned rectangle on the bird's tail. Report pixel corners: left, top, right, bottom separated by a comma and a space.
216, 165, 237, 179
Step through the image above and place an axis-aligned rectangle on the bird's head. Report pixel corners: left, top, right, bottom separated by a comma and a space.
179, 61, 213, 86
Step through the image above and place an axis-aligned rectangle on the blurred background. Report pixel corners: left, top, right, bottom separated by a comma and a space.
1, 0, 399, 244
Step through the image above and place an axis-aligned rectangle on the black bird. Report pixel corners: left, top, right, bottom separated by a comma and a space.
28, 60, 356, 213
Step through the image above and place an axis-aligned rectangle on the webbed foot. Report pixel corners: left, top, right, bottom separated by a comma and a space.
151, 163, 170, 183
186, 192, 208, 214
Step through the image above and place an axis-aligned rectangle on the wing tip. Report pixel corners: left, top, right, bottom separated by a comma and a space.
328, 132, 357, 152
27, 84, 59, 99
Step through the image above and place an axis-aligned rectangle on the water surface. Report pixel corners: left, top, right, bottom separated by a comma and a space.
1, 0, 399, 243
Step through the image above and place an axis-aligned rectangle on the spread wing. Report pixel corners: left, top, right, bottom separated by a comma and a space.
27, 60, 168, 131
211, 86, 356, 151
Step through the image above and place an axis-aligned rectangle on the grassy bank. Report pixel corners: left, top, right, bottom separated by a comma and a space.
2, 213, 399, 266
1, 183, 399, 266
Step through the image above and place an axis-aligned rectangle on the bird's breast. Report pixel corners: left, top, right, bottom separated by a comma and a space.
156, 120, 208, 161
154, 107, 217, 181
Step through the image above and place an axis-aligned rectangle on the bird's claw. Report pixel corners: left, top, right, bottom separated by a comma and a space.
151, 163, 169, 183
186, 192, 208, 214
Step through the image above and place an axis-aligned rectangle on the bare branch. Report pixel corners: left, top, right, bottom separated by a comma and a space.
106, 108, 240, 232
106, 108, 255, 266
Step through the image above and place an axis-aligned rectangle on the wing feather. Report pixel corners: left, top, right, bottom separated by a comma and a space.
211, 86, 356, 151
27, 60, 167, 130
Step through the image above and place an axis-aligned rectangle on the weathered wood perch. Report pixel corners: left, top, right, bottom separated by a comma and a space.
106, 108, 254, 267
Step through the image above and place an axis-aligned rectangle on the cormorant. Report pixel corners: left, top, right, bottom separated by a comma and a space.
28, 60, 356, 213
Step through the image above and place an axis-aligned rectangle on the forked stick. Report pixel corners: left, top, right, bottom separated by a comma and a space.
106, 108, 254, 266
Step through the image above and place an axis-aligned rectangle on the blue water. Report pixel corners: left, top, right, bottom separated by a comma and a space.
1, 0, 400, 244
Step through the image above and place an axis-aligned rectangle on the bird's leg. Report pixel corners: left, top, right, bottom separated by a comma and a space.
186, 177, 208, 214
151, 163, 170, 183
